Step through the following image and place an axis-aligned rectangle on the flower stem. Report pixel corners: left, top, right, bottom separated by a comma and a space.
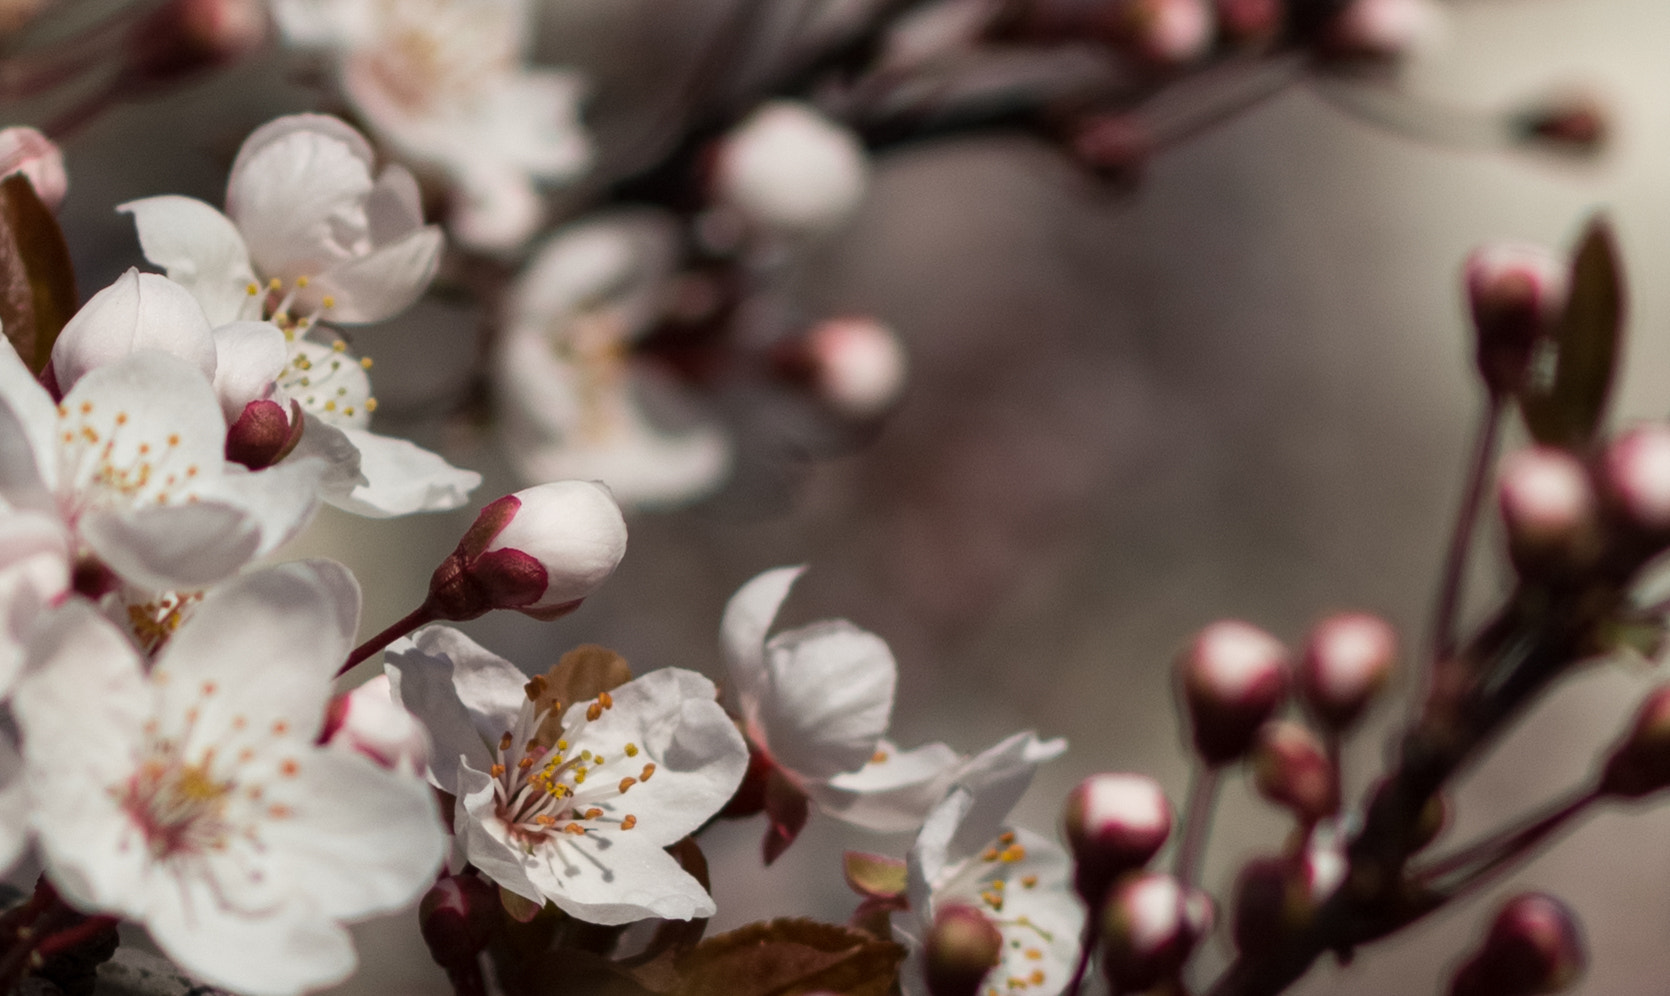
1061, 918, 1098, 996
1174, 765, 1221, 889
30, 914, 118, 961
1415, 786, 1600, 891
1429, 400, 1504, 668
338, 605, 438, 678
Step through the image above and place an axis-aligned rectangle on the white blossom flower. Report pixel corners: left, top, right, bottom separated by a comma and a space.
714, 101, 871, 237
898, 733, 1079, 996
0, 125, 66, 210
272, 0, 591, 252
387, 626, 748, 924
11, 561, 446, 996
324, 674, 430, 776
496, 212, 731, 508
0, 343, 323, 594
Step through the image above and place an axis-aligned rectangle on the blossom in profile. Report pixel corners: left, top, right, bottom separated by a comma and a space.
12, 561, 446, 996
496, 212, 731, 508
272, 0, 591, 252
387, 627, 748, 924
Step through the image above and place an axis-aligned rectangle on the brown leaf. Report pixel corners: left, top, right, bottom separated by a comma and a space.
1519, 217, 1624, 449
528, 644, 633, 746
673, 918, 905, 996
505, 947, 665, 996
0, 173, 76, 375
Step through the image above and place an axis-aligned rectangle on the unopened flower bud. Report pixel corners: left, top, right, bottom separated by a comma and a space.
1064, 773, 1172, 905
1100, 873, 1212, 992
1600, 686, 1670, 798
924, 904, 1003, 996
128, 0, 269, 84
1119, 0, 1214, 66
1299, 612, 1397, 729
1600, 425, 1670, 542
1513, 93, 1608, 156
425, 481, 628, 622
419, 873, 500, 972
1465, 243, 1567, 397
1215, 0, 1282, 43
1177, 620, 1290, 766
1449, 893, 1585, 996
323, 675, 430, 776
1251, 721, 1338, 824
0, 126, 66, 211
1320, 0, 1443, 62
1231, 856, 1308, 955
774, 316, 909, 419
1497, 448, 1600, 576
1067, 113, 1153, 183
224, 399, 304, 470
714, 101, 870, 237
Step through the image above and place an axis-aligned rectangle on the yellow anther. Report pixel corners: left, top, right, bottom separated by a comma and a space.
296, 276, 310, 288
620, 815, 637, 830
1029, 971, 1045, 986
489, 764, 505, 777
556, 740, 568, 751
574, 769, 587, 784
321, 295, 336, 309
535, 815, 556, 827
624, 743, 639, 758
584, 808, 603, 819
332, 339, 346, 352
563, 823, 585, 835
1025, 949, 1043, 961
618, 777, 637, 793
580, 750, 593, 762
360, 357, 374, 369
246, 283, 260, 295
640, 763, 656, 782
598, 691, 613, 709
499, 733, 513, 751
999, 832, 1016, 845
268, 278, 282, 291
1021, 875, 1038, 889
1000, 845, 1026, 863
586, 703, 602, 721
982, 847, 1000, 862
365, 398, 379, 412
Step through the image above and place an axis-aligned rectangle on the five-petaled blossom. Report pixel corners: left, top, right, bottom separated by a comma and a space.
495, 212, 731, 508
117, 115, 480, 517
897, 732, 1080, 996
272, 0, 592, 252
388, 626, 749, 924
11, 561, 446, 996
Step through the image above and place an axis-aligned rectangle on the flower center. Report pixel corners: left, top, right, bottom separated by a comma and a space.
354, 0, 518, 114
487, 691, 646, 847
123, 754, 234, 860
55, 400, 201, 521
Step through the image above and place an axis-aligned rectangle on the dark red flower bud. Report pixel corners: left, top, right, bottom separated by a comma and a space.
1177, 621, 1291, 766
1100, 872, 1212, 993
1599, 425, 1670, 545
127, 0, 268, 85
1064, 773, 1172, 906
1600, 686, 1670, 799
1251, 721, 1338, 824
1464, 243, 1567, 398
224, 398, 304, 470
1450, 893, 1585, 996
1497, 449, 1601, 578
1215, 0, 1282, 43
1299, 612, 1397, 730
419, 873, 500, 971
925, 904, 1004, 996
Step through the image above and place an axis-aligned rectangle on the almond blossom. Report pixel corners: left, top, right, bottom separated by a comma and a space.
272, 0, 592, 252
11, 561, 446, 996
496, 212, 731, 508
386, 626, 748, 924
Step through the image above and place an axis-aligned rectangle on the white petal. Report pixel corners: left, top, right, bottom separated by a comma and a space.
119, 196, 260, 326
145, 883, 357, 996
0, 340, 59, 501
453, 763, 544, 902
907, 786, 973, 912
198, 457, 327, 556
287, 413, 367, 496
226, 119, 376, 280
259, 749, 445, 918
80, 502, 261, 591
0, 503, 69, 694
367, 164, 424, 245
531, 832, 715, 926
758, 619, 895, 782
813, 740, 962, 833
385, 626, 525, 786
481, 70, 592, 179
450, 163, 544, 253
943, 732, 1067, 867
211, 321, 289, 419
324, 428, 480, 517
152, 560, 360, 747
315, 224, 442, 324
510, 212, 678, 336
719, 565, 803, 716
52, 270, 217, 392
934, 829, 1083, 996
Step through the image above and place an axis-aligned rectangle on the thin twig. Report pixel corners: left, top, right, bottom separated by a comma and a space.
1429, 400, 1504, 667
1174, 766, 1221, 889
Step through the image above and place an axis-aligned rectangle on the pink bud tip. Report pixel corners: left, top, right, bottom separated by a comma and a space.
323, 676, 430, 776
1464, 242, 1567, 396
1101, 873, 1211, 992
1251, 721, 1338, 823
1497, 448, 1598, 575
0, 127, 66, 211
1450, 893, 1585, 996
1065, 773, 1172, 904
1121, 0, 1213, 65
1601, 425, 1670, 536
925, 904, 1003, 996
130, 0, 269, 83
1177, 620, 1291, 765
224, 399, 302, 470
802, 317, 909, 419
1299, 612, 1398, 729
1321, 0, 1442, 62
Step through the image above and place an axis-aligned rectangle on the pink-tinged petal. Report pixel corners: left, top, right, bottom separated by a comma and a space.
758, 619, 895, 782
52, 271, 217, 392
0, 341, 59, 501
0, 736, 26, 875
199, 457, 327, 556
0, 126, 66, 210
79, 502, 261, 592
119, 196, 260, 326
151, 560, 359, 747
210, 321, 288, 419
386, 626, 526, 777
528, 832, 715, 926
0, 501, 70, 692
453, 762, 544, 902
14, 602, 153, 915
323, 427, 479, 518
259, 749, 445, 918
287, 414, 366, 493
144, 880, 357, 996
813, 740, 962, 833
367, 164, 425, 245
450, 162, 542, 253
719, 565, 804, 717
561, 667, 748, 846
314, 223, 442, 324
907, 786, 972, 913
226, 119, 375, 279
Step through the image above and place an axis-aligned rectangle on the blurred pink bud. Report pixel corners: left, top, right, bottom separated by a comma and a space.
1215, 0, 1282, 43
426, 481, 628, 622
1600, 686, 1670, 799
1321, 0, 1443, 62
1064, 773, 1172, 905
714, 101, 870, 236
1177, 620, 1291, 766
1497, 448, 1599, 576
1465, 243, 1567, 397
1068, 113, 1154, 182
129, 0, 268, 84
1600, 425, 1670, 537
323, 675, 430, 776
0, 126, 65, 210
924, 904, 1003, 996
1251, 721, 1338, 824
1515, 93, 1608, 155
224, 398, 304, 470
1101, 872, 1212, 992
791, 316, 909, 419
1121, 0, 1214, 65
1299, 612, 1397, 729
1450, 893, 1585, 996
419, 873, 500, 972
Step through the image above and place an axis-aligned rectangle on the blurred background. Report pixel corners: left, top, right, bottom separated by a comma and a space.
31, 0, 1670, 991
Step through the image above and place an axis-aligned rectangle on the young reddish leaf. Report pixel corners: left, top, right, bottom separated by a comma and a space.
528, 644, 633, 746
672, 918, 906, 996
1520, 218, 1624, 450
0, 173, 77, 375
843, 851, 908, 899
761, 767, 809, 866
